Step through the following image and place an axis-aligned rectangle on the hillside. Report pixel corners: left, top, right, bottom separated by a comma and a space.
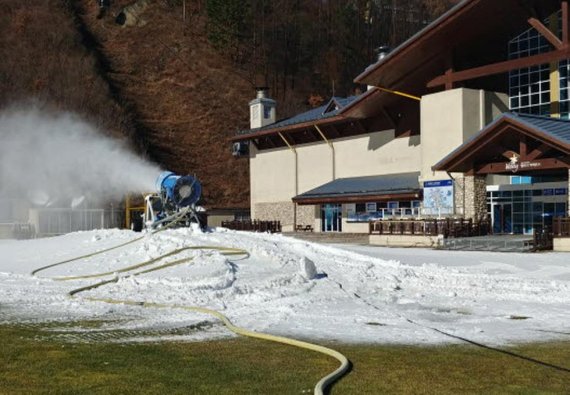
0, 0, 138, 143
0, 0, 457, 210
1, 0, 252, 208
74, 0, 254, 208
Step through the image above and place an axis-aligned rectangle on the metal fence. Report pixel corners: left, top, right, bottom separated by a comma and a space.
369, 218, 491, 238
221, 220, 282, 233
31, 208, 125, 237
553, 217, 570, 238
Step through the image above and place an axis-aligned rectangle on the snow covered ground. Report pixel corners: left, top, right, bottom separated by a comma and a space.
1, 228, 569, 346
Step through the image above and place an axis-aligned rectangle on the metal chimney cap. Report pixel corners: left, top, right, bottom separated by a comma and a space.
255, 87, 270, 99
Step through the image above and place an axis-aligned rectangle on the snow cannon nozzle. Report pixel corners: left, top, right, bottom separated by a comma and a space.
156, 171, 202, 208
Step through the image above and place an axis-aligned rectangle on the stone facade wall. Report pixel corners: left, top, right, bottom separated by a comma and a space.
463, 175, 487, 220
296, 205, 316, 228
254, 202, 317, 231
254, 202, 295, 229
453, 177, 466, 216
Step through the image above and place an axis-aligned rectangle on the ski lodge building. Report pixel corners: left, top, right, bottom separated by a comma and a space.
231, 0, 570, 250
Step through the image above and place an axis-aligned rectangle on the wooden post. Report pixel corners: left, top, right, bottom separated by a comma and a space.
563, 1, 569, 45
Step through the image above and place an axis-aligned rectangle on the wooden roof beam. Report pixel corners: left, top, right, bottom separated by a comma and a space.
562, 0, 570, 46
528, 17, 563, 49
526, 142, 551, 161
427, 48, 570, 88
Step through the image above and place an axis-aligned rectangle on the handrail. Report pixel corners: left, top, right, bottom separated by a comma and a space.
553, 217, 570, 238
369, 218, 491, 238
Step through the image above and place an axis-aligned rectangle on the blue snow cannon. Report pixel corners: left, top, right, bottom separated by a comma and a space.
155, 171, 202, 208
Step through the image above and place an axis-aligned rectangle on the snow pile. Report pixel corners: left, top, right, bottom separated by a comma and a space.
1, 228, 570, 345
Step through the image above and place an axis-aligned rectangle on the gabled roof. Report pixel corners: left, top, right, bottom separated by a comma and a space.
433, 113, 570, 172
237, 96, 358, 136
511, 113, 570, 145
355, 0, 561, 88
293, 172, 421, 205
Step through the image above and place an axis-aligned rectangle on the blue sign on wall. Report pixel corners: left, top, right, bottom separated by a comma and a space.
424, 180, 453, 188
555, 188, 568, 196
423, 180, 454, 215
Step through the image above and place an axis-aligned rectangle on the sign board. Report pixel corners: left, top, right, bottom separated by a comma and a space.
423, 180, 454, 215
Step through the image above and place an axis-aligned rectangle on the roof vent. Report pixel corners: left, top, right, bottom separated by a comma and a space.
376, 45, 391, 62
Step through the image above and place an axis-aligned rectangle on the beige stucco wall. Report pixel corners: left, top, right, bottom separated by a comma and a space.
250, 145, 296, 211
207, 214, 235, 228
420, 88, 508, 184
553, 238, 570, 252
342, 220, 370, 234
250, 130, 421, 224
249, 88, 509, 229
333, 131, 420, 179
370, 234, 442, 248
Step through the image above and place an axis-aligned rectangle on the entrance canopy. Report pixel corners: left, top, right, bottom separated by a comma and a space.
292, 172, 421, 205
433, 113, 570, 175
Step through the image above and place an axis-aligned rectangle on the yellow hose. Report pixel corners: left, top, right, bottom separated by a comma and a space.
32, 237, 350, 394
82, 296, 350, 395
31, 207, 191, 276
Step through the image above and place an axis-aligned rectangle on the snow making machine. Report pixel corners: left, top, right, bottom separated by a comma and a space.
133, 171, 203, 231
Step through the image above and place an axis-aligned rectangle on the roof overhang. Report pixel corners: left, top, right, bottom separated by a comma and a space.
292, 173, 422, 205
355, 0, 562, 90
294, 192, 422, 206
433, 114, 570, 174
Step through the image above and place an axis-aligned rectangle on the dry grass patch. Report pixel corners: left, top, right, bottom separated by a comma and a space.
1, 323, 569, 394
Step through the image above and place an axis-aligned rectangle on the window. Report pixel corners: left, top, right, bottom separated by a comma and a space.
511, 176, 532, 185
347, 200, 418, 222
387, 201, 399, 209
508, 20, 553, 116
263, 106, 272, 119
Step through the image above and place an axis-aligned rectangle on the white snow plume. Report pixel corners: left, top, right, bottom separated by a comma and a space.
0, 107, 160, 207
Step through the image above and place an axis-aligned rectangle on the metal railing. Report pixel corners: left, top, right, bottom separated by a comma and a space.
533, 226, 554, 251
369, 218, 491, 238
350, 207, 462, 222
221, 220, 282, 233
553, 217, 570, 238
31, 208, 125, 237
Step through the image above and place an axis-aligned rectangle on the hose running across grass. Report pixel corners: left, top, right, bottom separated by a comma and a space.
32, 232, 350, 395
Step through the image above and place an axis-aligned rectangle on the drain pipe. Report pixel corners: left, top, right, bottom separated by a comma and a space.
314, 125, 335, 180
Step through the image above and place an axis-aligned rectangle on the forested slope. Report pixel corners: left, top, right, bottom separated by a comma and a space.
0, 0, 456, 208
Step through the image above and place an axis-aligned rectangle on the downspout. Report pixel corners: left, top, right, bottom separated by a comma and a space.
278, 132, 298, 230
479, 90, 486, 130
314, 125, 335, 180
374, 86, 421, 102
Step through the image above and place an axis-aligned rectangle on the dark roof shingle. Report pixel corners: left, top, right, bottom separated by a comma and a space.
294, 172, 421, 200
238, 96, 359, 135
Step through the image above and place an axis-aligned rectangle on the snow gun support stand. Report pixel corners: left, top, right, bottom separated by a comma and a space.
132, 171, 203, 232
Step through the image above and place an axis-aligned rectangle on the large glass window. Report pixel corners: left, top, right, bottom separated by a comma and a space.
347, 200, 421, 222
487, 187, 568, 234
508, 27, 552, 116
508, 11, 570, 117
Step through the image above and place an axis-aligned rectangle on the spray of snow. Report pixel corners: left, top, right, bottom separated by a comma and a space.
0, 107, 161, 208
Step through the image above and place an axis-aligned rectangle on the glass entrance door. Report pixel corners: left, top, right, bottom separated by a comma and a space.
321, 204, 342, 232
492, 203, 513, 234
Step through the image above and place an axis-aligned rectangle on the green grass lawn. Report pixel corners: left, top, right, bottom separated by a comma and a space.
1, 323, 570, 394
